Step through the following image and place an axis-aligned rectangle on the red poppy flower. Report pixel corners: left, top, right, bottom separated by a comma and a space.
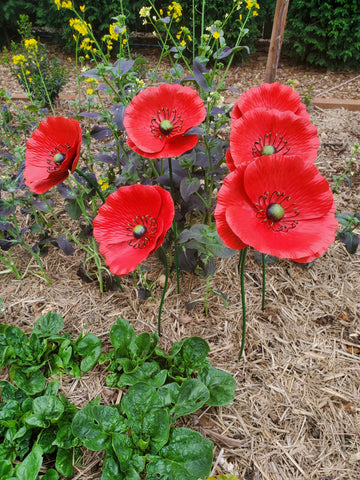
215, 155, 337, 260
229, 108, 319, 168
231, 82, 309, 122
93, 184, 174, 276
24, 116, 82, 194
124, 83, 206, 159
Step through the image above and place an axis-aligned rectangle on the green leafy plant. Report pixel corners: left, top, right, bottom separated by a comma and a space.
1, 15, 68, 109
285, 0, 360, 71
0, 314, 236, 479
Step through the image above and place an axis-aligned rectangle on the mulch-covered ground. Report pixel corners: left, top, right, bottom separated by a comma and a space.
1, 45, 360, 479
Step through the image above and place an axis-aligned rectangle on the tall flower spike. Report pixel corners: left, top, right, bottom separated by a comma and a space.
215, 154, 338, 261
24, 116, 82, 194
124, 83, 206, 159
229, 108, 319, 168
231, 82, 309, 122
93, 185, 174, 276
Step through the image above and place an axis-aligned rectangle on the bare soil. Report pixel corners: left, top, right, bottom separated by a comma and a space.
1, 46, 360, 480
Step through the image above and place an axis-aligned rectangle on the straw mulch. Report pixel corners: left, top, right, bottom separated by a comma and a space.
1, 50, 360, 480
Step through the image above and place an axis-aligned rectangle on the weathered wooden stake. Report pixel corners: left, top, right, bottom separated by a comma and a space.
264, 0, 290, 83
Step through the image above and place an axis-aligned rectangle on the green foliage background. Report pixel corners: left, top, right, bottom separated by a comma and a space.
1, 0, 360, 70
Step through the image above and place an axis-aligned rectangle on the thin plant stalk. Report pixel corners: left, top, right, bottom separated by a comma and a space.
157, 246, 169, 336
168, 158, 180, 294
262, 253, 266, 311
238, 247, 248, 361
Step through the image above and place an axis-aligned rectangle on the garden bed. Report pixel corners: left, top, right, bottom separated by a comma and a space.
1, 45, 360, 480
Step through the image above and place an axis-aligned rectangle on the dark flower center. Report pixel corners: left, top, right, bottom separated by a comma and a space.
159, 119, 173, 135
53, 152, 66, 164
255, 191, 300, 232
126, 215, 158, 248
252, 132, 290, 158
266, 203, 284, 222
133, 224, 147, 239
151, 107, 183, 140
46, 143, 71, 172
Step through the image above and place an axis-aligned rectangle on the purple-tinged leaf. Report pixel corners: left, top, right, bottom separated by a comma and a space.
112, 60, 135, 78
90, 125, 112, 140
193, 59, 215, 92
57, 235, 75, 255
159, 16, 170, 23
33, 199, 53, 212
0, 239, 21, 251
180, 177, 200, 202
94, 153, 117, 165
57, 183, 77, 199
214, 46, 233, 59
0, 199, 15, 217
79, 68, 103, 80
77, 111, 101, 119
111, 103, 126, 131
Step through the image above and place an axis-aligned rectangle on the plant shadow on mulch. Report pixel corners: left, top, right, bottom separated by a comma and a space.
1, 48, 360, 479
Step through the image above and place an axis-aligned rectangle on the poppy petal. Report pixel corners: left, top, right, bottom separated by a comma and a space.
230, 108, 319, 167
93, 185, 174, 276
124, 83, 206, 158
231, 82, 309, 121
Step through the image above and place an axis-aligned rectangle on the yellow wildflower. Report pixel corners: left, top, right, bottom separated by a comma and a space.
69, 18, 90, 36
167, 1, 182, 21
86, 88, 94, 95
98, 179, 109, 191
213, 31, 220, 39
54, 0, 61, 9
122, 38, 127, 46
61, 0, 72, 9
12, 54, 26, 66
24, 38, 38, 52
180, 40, 186, 47
80, 4, 85, 12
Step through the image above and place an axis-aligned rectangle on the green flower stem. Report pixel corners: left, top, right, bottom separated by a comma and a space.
205, 275, 211, 317
158, 246, 169, 336
262, 253, 266, 311
168, 158, 180, 294
74, 168, 106, 203
238, 247, 248, 361
0, 251, 21, 279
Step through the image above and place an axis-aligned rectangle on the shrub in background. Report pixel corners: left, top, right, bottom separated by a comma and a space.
285, 0, 360, 71
2, 15, 68, 107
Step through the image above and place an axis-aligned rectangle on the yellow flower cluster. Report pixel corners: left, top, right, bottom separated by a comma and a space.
176, 26, 192, 45
109, 22, 126, 41
69, 18, 91, 36
80, 37, 96, 52
246, 0, 260, 15
54, 0, 73, 10
167, 1, 182, 21
12, 54, 26, 66
98, 179, 109, 191
24, 38, 38, 53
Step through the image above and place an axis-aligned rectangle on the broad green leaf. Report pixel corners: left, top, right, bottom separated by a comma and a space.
4, 326, 30, 360
0, 459, 13, 478
0, 380, 27, 403
199, 366, 236, 406
44, 379, 60, 396
10, 367, 46, 395
14, 444, 43, 480
33, 395, 65, 421
171, 379, 209, 419
102, 450, 124, 480
145, 427, 213, 480
76, 333, 102, 372
171, 337, 210, 377
134, 332, 159, 361
41, 469, 59, 480
157, 383, 180, 407
112, 433, 146, 473
32, 312, 64, 337
121, 383, 163, 422
109, 318, 136, 354
119, 362, 167, 388
55, 447, 74, 477
72, 404, 127, 451
37, 428, 57, 455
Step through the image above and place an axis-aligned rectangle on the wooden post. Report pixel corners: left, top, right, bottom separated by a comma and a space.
264, 0, 290, 83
